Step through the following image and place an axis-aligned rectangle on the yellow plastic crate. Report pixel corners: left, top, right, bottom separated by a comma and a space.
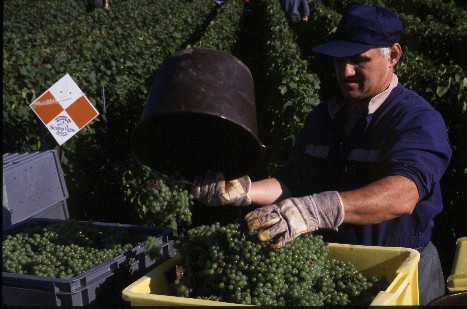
122, 243, 420, 306
447, 237, 467, 293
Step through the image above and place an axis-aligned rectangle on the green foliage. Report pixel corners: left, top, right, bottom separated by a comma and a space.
259, 0, 321, 175
3, 0, 89, 38
399, 13, 466, 69
192, 0, 244, 52
385, 0, 467, 27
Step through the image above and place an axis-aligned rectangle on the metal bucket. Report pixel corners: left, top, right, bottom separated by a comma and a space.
131, 48, 266, 180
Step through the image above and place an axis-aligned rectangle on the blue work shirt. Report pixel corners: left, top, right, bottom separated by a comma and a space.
278, 82, 452, 248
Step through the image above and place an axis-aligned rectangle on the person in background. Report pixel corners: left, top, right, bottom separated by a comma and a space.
244, 0, 258, 15
281, 0, 310, 23
87, 0, 110, 11
192, 4, 452, 305
212, 0, 228, 9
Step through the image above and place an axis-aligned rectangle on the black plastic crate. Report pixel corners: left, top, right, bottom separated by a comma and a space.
2, 218, 176, 306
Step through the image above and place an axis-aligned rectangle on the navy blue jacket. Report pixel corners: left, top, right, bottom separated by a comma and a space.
278, 83, 452, 248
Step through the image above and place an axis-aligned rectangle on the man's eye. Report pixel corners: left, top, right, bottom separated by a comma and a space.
351, 56, 370, 64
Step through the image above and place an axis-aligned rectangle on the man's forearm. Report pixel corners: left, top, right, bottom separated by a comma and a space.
340, 175, 419, 224
248, 178, 292, 206
249, 175, 419, 225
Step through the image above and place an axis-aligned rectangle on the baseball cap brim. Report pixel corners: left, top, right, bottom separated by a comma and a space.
311, 40, 375, 57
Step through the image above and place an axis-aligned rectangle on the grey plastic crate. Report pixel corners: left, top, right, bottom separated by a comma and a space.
3, 150, 69, 230
2, 218, 176, 306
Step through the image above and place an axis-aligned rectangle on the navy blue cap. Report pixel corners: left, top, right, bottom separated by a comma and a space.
312, 4, 403, 57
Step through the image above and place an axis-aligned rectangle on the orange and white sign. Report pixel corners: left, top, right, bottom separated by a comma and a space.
30, 74, 99, 145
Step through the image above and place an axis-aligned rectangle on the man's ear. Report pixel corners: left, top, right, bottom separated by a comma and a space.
389, 43, 402, 67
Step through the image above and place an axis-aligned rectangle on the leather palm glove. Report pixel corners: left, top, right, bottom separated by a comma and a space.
191, 171, 251, 206
245, 191, 344, 248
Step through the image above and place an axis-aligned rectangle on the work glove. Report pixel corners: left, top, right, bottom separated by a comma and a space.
245, 191, 344, 248
191, 171, 251, 206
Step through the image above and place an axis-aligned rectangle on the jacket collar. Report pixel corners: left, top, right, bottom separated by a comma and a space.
328, 73, 399, 118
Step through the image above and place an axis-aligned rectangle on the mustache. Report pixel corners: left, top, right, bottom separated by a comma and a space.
341, 78, 361, 83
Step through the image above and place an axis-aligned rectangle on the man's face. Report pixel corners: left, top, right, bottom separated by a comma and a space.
334, 48, 393, 103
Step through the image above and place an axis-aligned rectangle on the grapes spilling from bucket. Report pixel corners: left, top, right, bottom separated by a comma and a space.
174, 222, 388, 306
145, 178, 193, 231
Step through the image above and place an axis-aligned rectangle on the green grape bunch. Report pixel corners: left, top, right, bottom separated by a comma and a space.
144, 235, 161, 259
122, 168, 194, 235
2, 220, 158, 279
173, 222, 389, 306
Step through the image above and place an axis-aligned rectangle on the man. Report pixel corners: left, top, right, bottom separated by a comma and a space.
192, 4, 452, 305
281, 0, 310, 23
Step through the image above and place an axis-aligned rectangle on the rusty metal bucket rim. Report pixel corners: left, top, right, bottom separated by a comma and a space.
132, 108, 265, 144
132, 110, 266, 151
130, 110, 267, 179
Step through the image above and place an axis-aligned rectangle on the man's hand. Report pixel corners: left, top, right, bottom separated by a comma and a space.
191, 171, 251, 206
245, 191, 344, 248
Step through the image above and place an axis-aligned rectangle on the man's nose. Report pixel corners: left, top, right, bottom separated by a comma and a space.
337, 61, 356, 78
